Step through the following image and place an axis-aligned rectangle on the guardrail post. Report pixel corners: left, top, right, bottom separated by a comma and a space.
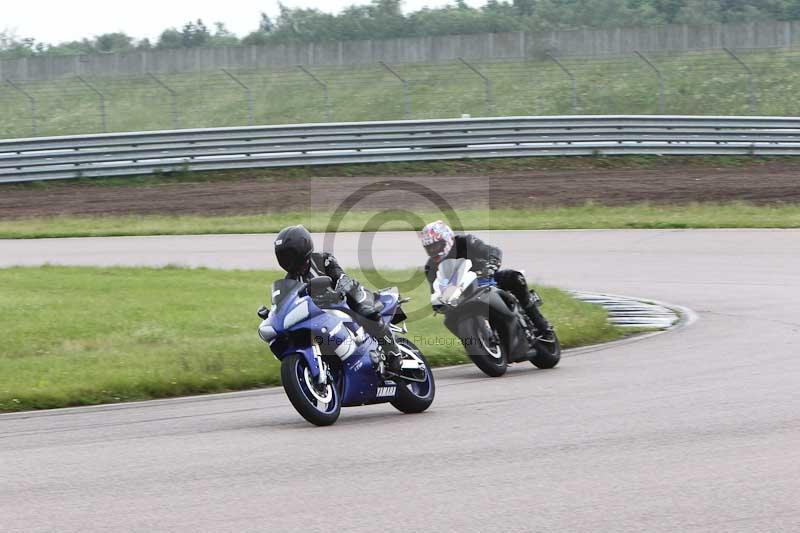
723, 47, 757, 114
5, 78, 37, 136
297, 65, 332, 122
634, 51, 665, 114
546, 53, 577, 114
147, 72, 179, 130
77, 75, 108, 133
458, 57, 495, 116
378, 61, 410, 119
222, 68, 255, 126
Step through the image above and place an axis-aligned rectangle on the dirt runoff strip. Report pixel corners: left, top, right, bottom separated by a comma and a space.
2, 163, 800, 218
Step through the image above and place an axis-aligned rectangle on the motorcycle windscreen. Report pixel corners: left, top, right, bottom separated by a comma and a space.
436, 258, 472, 288
271, 279, 304, 310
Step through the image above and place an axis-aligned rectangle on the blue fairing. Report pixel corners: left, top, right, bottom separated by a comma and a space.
270, 293, 327, 378
284, 345, 321, 378
477, 277, 497, 287
263, 280, 397, 407
378, 289, 399, 318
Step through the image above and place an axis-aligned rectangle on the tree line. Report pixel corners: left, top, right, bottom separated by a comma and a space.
4, 0, 800, 59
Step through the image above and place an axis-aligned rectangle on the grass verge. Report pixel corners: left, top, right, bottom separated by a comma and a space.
0, 266, 624, 412
2, 202, 800, 239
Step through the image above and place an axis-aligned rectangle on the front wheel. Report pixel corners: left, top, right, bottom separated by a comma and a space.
390, 338, 435, 414
280, 353, 341, 426
462, 317, 508, 377
530, 331, 561, 369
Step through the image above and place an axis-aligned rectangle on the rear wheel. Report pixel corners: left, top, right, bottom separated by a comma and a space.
280, 353, 341, 426
463, 317, 508, 377
390, 338, 435, 414
530, 331, 561, 369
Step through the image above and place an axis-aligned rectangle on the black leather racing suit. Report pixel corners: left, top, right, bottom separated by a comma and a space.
286, 252, 383, 326
424, 234, 551, 333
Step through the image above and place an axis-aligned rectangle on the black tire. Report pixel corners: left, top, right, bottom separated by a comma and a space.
463, 317, 508, 377
280, 353, 341, 426
390, 338, 435, 414
531, 331, 561, 369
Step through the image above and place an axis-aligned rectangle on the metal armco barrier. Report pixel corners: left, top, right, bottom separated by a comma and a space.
2, 115, 800, 183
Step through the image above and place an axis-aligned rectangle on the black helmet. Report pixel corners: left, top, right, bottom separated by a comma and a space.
275, 225, 314, 273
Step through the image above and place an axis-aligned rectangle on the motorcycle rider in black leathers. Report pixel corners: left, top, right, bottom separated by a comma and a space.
274, 225, 403, 374
420, 220, 553, 338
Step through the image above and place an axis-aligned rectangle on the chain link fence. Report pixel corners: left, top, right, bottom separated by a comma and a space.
3, 48, 800, 139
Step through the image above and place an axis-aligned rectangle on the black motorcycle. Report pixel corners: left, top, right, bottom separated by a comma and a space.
431, 258, 560, 377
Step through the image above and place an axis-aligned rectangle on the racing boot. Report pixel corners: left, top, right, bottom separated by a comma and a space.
523, 301, 555, 341
379, 334, 404, 376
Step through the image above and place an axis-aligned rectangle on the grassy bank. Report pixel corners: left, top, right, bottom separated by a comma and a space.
2, 202, 800, 239
2, 48, 800, 139
0, 266, 623, 412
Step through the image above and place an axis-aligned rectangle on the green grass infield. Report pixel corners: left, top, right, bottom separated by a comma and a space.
2, 202, 800, 239
0, 266, 626, 412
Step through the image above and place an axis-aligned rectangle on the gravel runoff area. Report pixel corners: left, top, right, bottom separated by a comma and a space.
2, 162, 800, 218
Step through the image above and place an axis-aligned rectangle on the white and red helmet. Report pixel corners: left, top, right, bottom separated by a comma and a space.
419, 220, 455, 261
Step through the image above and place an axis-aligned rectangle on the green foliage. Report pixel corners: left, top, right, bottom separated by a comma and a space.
0, 266, 622, 411
6, 1, 800, 59
155, 29, 183, 49
179, 20, 211, 48
0, 19, 237, 58
0, 30, 42, 58
156, 20, 237, 49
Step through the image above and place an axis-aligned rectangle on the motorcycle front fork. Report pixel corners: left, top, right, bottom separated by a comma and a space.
311, 338, 330, 385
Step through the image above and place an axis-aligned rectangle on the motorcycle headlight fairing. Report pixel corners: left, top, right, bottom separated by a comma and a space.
283, 300, 310, 329
441, 285, 462, 307
258, 319, 278, 342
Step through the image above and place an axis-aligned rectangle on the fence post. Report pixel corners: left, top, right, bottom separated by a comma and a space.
378, 61, 410, 119
222, 69, 255, 126
546, 53, 577, 113
634, 50, 665, 114
297, 65, 332, 122
723, 47, 757, 114
77, 75, 108, 132
458, 57, 495, 115
147, 72, 179, 129
5, 78, 37, 136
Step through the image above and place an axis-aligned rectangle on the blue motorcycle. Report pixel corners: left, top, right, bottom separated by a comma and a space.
257, 276, 435, 426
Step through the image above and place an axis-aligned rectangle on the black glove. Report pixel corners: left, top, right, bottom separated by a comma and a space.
334, 273, 354, 294
476, 258, 500, 278
321, 252, 345, 280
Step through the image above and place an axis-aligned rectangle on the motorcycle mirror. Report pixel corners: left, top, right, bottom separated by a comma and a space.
307, 276, 334, 298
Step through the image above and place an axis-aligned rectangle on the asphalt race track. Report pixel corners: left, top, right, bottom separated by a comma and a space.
2, 229, 799, 532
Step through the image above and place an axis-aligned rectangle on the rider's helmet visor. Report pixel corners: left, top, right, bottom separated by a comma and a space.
424, 240, 448, 258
